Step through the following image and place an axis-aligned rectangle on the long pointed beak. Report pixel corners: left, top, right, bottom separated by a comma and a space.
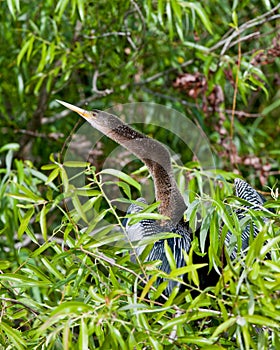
56, 100, 93, 119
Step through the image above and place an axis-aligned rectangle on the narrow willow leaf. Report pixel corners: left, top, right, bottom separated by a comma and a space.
34, 74, 46, 94
78, 318, 88, 350
60, 167, 69, 192
244, 315, 280, 329
108, 324, 127, 350
157, 0, 164, 26
88, 287, 105, 303
55, 0, 69, 20
7, 193, 41, 203
41, 163, 58, 170
0, 260, 11, 269
211, 317, 237, 338
0, 274, 50, 287
180, 2, 213, 34
126, 212, 169, 226
183, 41, 210, 52
17, 38, 33, 66
50, 301, 94, 317
27, 35, 35, 61
139, 274, 158, 300
75, 189, 101, 197
199, 208, 213, 253
262, 98, 280, 115
72, 192, 88, 223
169, 263, 207, 277
117, 181, 131, 199
63, 161, 90, 167
0, 143, 20, 153
39, 205, 47, 240
180, 337, 219, 347
100, 169, 141, 191
16, 184, 44, 202
164, 239, 176, 270
149, 336, 162, 350
0, 321, 26, 350
41, 257, 64, 280
18, 207, 35, 238
31, 241, 55, 258
7, 0, 16, 19
77, 0, 85, 21
166, 1, 173, 40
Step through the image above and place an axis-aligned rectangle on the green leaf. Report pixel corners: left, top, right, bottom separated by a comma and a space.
164, 239, 176, 270
78, 318, 88, 350
71, 191, 88, 223
199, 208, 212, 253
0, 143, 20, 153
166, 1, 174, 40
77, 0, 85, 21
39, 205, 47, 240
37, 43, 47, 72
63, 161, 90, 167
17, 36, 33, 66
157, 0, 164, 26
0, 321, 26, 350
169, 263, 208, 277
211, 317, 237, 338
45, 167, 60, 184
100, 169, 141, 191
0, 260, 11, 269
0, 273, 50, 287
262, 98, 280, 115
18, 208, 35, 238
55, 0, 70, 20
243, 315, 280, 329
180, 2, 213, 34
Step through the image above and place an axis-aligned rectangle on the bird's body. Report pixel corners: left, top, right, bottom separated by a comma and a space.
124, 198, 191, 296
58, 100, 269, 297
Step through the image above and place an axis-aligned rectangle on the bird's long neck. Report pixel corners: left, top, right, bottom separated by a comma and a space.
88, 111, 186, 223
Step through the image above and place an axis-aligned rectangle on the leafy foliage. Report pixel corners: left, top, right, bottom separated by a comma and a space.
1, 144, 280, 349
0, 0, 280, 348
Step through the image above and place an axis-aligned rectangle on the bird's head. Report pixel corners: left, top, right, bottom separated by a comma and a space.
56, 100, 98, 120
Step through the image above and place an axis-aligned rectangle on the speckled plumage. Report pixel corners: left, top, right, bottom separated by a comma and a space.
124, 198, 191, 296
225, 178, 267, 259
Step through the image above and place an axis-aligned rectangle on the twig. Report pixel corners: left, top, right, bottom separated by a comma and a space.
0, 297, 40, 316
136, 60, 193, 86
142, 87, 263, 118
15, 129, 64, 140
92, 70, 114, 96
213, 5, 280, 55
84, 31, 131, 39
229, 32, 261, 49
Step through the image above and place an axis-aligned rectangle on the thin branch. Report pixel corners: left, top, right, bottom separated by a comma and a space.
84, 31, 131, 39
0, 297, 40, 316
136, 60, 194, 86
229, 32, 261, 49
15, 129, 64, 140
92, 70, 114, 96
142, 87, 263, 118
211, 5, 280, 54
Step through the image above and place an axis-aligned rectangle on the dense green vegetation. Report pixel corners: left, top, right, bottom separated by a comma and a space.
0, 0, 279, 348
